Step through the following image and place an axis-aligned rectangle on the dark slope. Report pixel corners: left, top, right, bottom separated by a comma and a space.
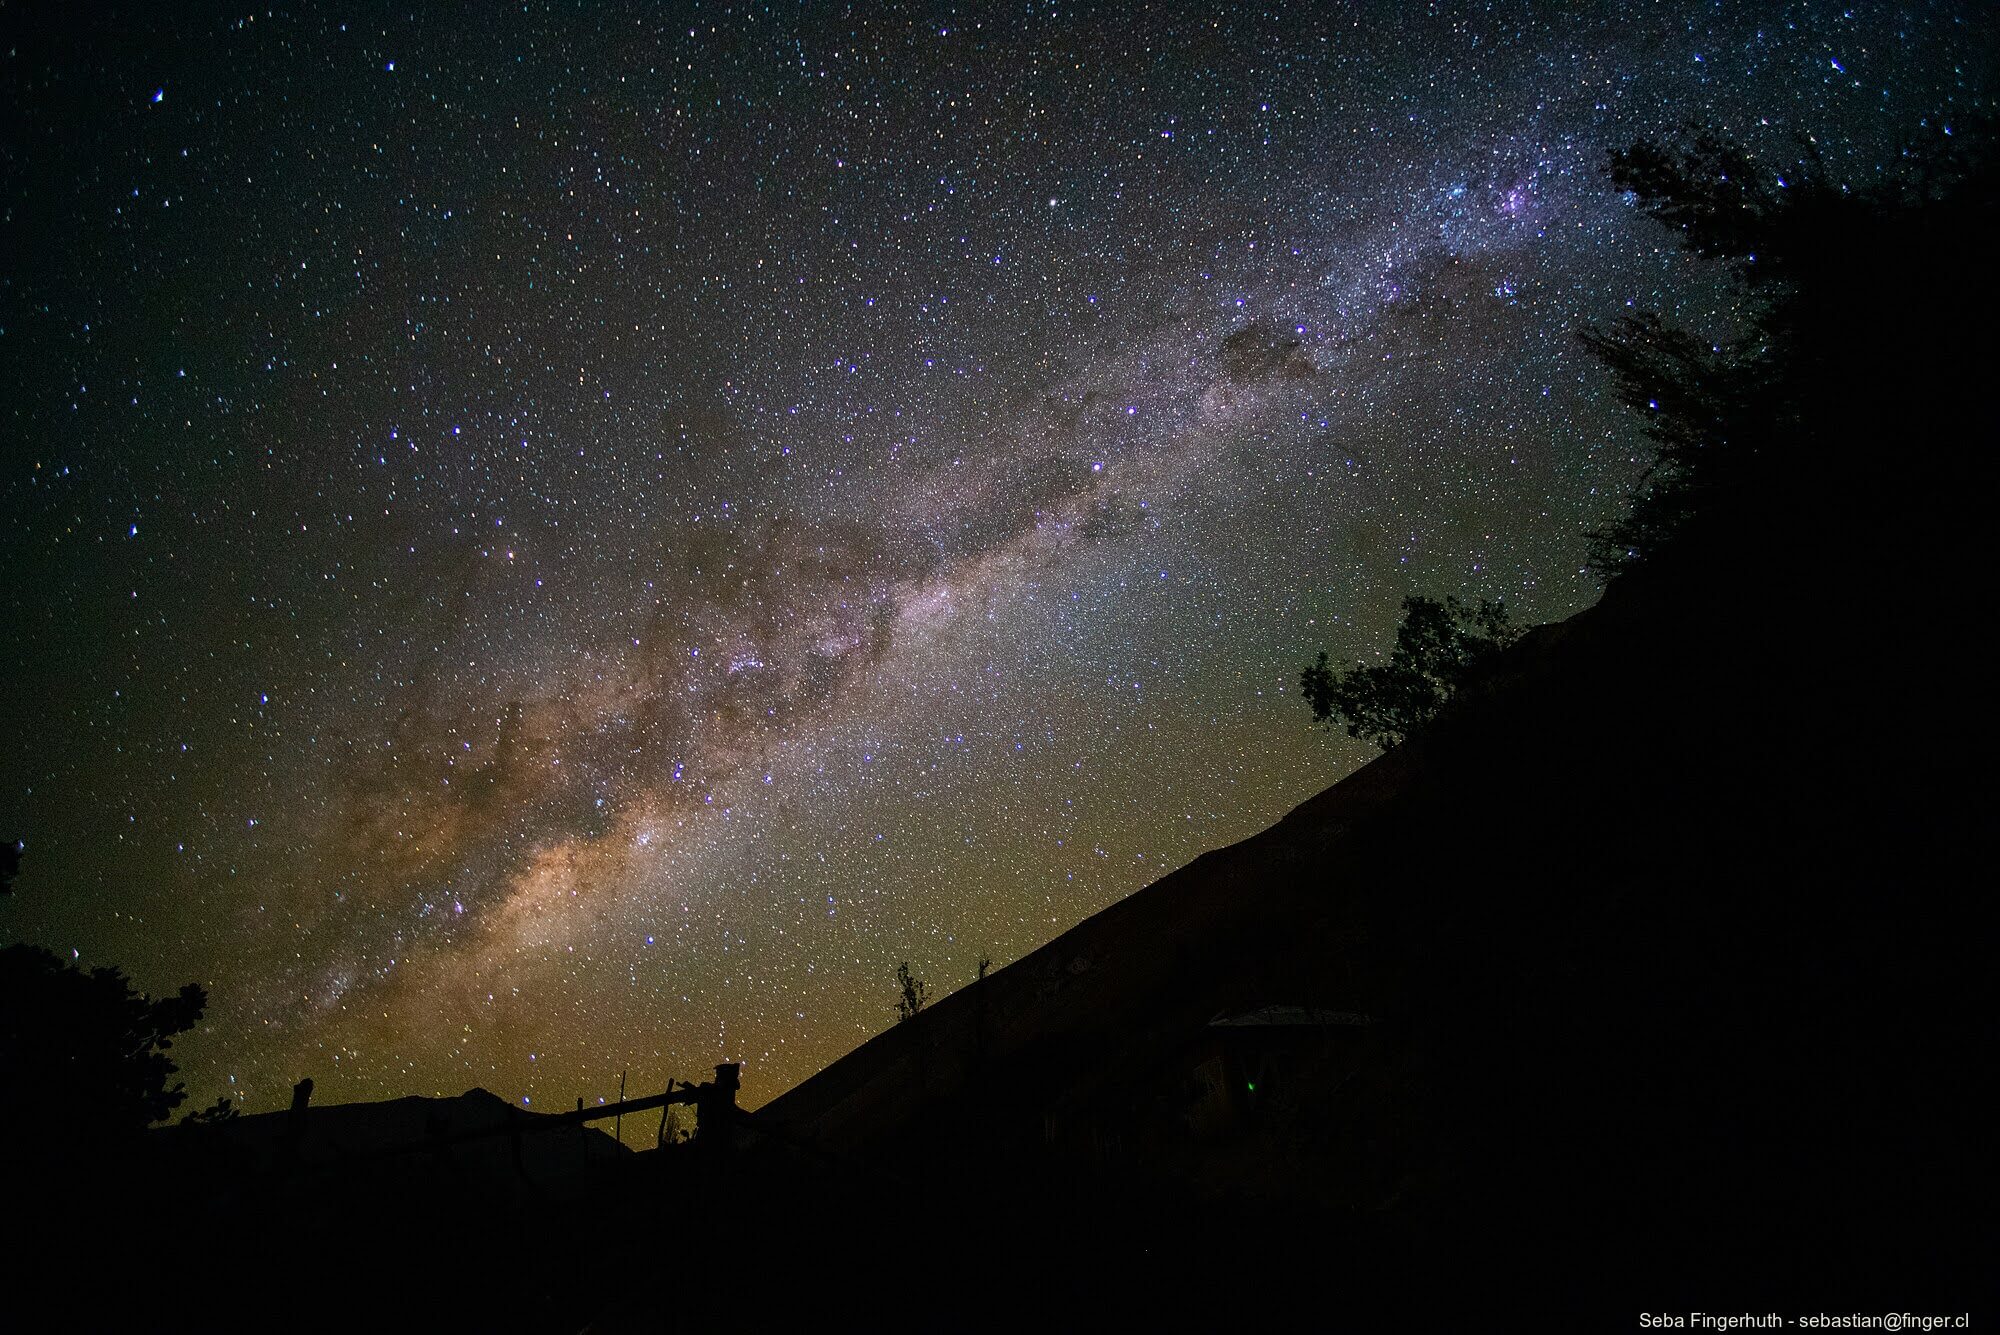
713, 160, 1995, 1323
748, 525, 1983, 1318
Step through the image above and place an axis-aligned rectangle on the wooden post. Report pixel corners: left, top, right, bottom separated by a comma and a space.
695, 1062, 741, 1150
283, 1077, 313, 1169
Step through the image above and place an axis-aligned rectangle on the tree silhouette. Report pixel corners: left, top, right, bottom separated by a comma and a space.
1302, 123, 1993, 751
1580, 124, 1994, 574
1301, 596, 1516, 750
0, 943, 208, 1147
893, 961, 929, 1022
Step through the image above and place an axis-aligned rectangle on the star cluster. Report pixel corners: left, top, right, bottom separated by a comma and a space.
2, 1, 1988, 1112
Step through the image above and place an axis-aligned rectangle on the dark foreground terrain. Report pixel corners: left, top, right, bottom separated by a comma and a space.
11, 477, 1983, 1330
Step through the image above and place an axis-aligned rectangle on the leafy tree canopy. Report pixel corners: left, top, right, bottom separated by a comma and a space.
0, 943, 207, 1146
1301, 595, 1517, 751
1582, 124, 1993, 574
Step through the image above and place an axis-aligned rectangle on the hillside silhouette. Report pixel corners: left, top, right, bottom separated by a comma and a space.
748, 535, 1981, 1320
745, 129, 1991, 1321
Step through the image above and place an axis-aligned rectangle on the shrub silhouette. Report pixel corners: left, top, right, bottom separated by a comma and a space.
893, 961, 929, 1022
181, 1096, 239, 1125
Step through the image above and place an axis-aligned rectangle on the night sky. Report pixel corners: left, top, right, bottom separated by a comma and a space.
3, 2, 1987, 1115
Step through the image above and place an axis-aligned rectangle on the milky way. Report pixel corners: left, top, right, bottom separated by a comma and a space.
3, 2, 1988, 1112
